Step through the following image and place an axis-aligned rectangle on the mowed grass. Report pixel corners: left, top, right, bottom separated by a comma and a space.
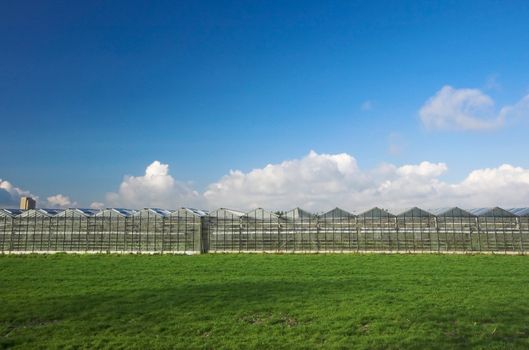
1, 254, 529, 349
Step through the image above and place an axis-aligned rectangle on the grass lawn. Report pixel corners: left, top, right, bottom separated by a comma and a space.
1, 254, 529, 349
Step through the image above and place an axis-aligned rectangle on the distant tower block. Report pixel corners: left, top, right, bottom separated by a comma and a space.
20, 196, 36, 210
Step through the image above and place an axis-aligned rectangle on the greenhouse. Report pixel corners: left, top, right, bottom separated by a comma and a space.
1, 206, 529, 254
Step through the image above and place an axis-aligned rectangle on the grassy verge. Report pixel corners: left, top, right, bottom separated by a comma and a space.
1, 254, 529, 349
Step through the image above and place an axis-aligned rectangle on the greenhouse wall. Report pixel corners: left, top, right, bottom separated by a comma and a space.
1, 207, 529, 254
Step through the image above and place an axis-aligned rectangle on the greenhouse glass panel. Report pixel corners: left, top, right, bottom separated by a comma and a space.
396, 207, 436, 253
318, 208, 356, 252
165, 208, 204, 253
282, 208, 317, 252
470, 207, 518, 253
0, 211, 14, 251
243, 208, 282, 252
208, 208, 245, 252
429, 207, 476, 252
357, 208, 396, 251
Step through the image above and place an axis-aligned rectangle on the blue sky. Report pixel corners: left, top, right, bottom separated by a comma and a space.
1, 1, 529, 210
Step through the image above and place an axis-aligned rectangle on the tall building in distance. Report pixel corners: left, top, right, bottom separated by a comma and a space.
19, 196, 36, 210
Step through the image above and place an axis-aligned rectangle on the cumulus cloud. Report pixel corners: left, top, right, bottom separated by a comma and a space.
204, 152, 453, 211
450, 164, 529, 206
20, 152, 526, 212
419, 85, 529, 131
106, 161, 202, 209
499, 93, 529, 124
203, 151, 529, 211
420, 85, 502, 130
204, 150, 370, 210
46, 194, 76, 208
0, 178, 37, 207
90, 202, 105, 209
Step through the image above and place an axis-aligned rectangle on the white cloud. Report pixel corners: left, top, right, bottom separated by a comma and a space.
90, 202, 105, 209
419, 85, 529, 131
106, 161, 202, 209
0, 178, 37, 207
203, 151, 529, 211
449, 164, 529, 207
499, 93, 529, 125
203, 152, 453, 211
7, 152, 529, 212
46, 194, 76, 208
204, 150, 369, 210
420, 85, 502, 130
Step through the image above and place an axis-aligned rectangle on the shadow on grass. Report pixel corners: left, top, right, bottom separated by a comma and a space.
3, 278, 529, 349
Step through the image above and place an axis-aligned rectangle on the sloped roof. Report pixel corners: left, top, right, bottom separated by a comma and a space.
0, 209, 23, 217
208, 208, 245, 218
134, 208, 171, 217
96, 208, 136, 217
283, 208, 313, 220
358, 207, 395, 218
40, 208, 64, 216
57, 208, 98, 217
18, 209, 52, 218
508, 208, 529, 217
319, 207, 355, 218
469, 207, 516, 217
171, 207, 208, 217
245, 208, 280, 220
397, 207, 435, 218
429, 207, 475, 217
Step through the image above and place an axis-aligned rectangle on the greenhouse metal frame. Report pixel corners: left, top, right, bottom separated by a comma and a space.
1, 206, 529, 254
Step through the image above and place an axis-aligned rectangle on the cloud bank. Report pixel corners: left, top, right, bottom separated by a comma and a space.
3, 152, 529, 211
103, 152, 529, 211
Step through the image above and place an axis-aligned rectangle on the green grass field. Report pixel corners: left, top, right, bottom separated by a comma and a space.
1, 254, 529, 349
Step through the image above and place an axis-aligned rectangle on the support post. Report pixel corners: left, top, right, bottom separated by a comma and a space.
198, 216, 209, 254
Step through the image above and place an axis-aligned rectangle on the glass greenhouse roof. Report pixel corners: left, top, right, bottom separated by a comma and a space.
397, 207, 435, 218
468, 207, 516, 217
428, 207, 475, 217
320, 207, 355, 218
245, 208, 280, 220
95, 208, 136, 217
284, 208, 313, 219
78, 208, 100, 216
136, 208, 171, 216
184, 208, 208, 216
358, 207, 395, 218
508, 208, 529, 217
208, 208, 246, 217
39, 209, 64, 216
171, 208, 208, 217
0, 209, 23, 217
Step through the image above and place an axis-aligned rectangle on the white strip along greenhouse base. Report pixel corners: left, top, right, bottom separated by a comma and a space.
1, 206, 528, 254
